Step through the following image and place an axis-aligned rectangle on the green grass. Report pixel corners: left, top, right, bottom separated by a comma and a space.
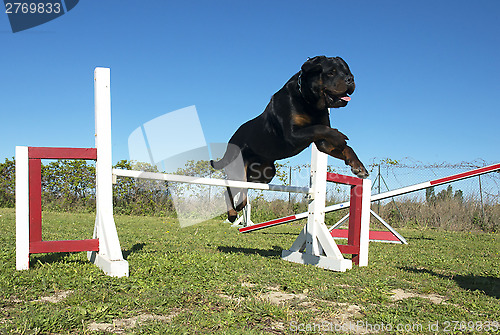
0, 207, 499, 334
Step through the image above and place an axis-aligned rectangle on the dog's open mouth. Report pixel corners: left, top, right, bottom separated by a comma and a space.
325, 91, 351, 107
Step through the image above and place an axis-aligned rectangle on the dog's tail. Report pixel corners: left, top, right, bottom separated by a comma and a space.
210, 143, 241, 170
210, 158, 225, 170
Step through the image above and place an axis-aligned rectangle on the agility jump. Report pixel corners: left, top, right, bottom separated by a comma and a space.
16, 67, 372, 276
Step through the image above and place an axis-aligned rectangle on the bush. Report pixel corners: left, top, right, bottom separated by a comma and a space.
375, 196, 499, 233
42, 159, 96, 212
0, 158, 15, 208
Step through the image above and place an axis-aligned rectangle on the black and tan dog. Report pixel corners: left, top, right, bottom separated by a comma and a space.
211, 56, 368, 222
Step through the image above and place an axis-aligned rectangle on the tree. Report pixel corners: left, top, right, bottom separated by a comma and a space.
426, 185, 463, 205
41, 159, 96, 210
0, 158, 15, 207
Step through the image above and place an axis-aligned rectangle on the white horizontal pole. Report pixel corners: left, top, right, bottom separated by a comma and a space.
112, 169, 311, 194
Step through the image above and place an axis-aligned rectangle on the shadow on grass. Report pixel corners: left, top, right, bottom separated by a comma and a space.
123, 243, 146, 260
29, 242, 146, 267
259, 231, 298, 236
30, 252, 76, 267
405, 236, 436, 241
400, 267, 500, 299
217, 245, 283, 258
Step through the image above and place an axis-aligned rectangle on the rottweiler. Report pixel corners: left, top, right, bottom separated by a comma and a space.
211, 56, 368, 222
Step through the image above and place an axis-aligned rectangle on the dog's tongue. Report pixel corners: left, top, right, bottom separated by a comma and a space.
340, 96, 351, 102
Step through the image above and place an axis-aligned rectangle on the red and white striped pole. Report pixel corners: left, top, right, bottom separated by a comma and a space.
241, 163, 500, 233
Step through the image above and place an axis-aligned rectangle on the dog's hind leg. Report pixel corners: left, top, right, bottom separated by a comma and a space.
234, 189, 248, 212
222, 187, 247, 222
234, 160, 275, 214
216, 145, 248, 222
224, 187, 239, 223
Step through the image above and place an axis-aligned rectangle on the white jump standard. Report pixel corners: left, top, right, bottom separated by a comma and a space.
16, 68, 129, 277
16, 67, 373, 276
281, 147, 371, 270
89, 68, 129, 276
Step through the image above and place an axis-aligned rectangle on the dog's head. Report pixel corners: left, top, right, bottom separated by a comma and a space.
299, 56, 355, 109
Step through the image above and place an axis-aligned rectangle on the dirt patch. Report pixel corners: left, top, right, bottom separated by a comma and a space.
221, 284, 368, 333
311, 302, 368, 334
221, 283, 309, 306
242, 285, 367, 333
260, 290, 307, 305
34, 290, 73, 303
333, 302, 363, 322
218, 293, 245, 305
389, 289, 447, 304
252, 285, 308, 305
88, 312, 178, 333
333, 283, 355, 289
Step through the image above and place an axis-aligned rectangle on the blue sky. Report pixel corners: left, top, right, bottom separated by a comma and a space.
2, 0, 499, 176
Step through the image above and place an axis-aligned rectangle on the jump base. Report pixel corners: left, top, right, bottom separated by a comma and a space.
281, 250, 353, 272
88, 251, 129, 277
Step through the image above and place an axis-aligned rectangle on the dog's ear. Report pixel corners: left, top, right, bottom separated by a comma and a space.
301, 56, 326, 74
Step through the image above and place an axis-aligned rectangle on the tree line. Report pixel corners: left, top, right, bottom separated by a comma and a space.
0, 158, 175, 216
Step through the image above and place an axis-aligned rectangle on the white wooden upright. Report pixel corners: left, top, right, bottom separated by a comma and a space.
88, 67, 129, 277
15, 146, 29, 271
358, 178, 372, 266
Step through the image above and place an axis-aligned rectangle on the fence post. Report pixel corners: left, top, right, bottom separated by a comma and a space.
478, 174, 485, 223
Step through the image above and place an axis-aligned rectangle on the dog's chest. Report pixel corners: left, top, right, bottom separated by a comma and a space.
292, 114, 312, 127
291, 111, 329, 130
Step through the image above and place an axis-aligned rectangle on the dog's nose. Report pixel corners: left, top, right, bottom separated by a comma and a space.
345, 76, 354, 86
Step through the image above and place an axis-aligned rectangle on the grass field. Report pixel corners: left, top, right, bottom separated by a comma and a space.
0, 207, 499, 334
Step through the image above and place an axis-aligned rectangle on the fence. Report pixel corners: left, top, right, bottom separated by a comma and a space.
252, 158, 500, 232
